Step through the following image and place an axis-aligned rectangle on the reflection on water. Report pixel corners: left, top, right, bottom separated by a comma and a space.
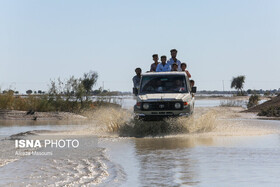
134, 137, 213, 186
134, 137, 214, 150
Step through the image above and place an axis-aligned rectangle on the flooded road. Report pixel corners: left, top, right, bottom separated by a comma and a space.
101, 135, 280, 186
1, 98, 280, 186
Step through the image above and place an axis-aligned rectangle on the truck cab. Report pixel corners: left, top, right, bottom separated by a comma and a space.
134, 72, 196, 120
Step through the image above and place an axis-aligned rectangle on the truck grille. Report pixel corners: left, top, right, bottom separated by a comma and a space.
141, 102, 183, 111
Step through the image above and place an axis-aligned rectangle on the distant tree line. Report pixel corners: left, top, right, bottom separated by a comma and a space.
199, 75, 279, 96
2, 74, 280, 99
197, 89, 279, 96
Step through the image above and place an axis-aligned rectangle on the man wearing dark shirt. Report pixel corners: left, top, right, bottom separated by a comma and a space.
132, 67, 142, 95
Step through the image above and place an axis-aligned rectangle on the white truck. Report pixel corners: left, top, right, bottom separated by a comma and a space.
134, 72, 196, 120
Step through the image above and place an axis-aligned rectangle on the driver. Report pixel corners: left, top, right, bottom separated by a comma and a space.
144, 79, 163, 92
155, 80, 163, 92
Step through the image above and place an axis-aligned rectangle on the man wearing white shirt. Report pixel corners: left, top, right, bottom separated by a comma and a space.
167, 49, 181, 71
156, 56, 171, 72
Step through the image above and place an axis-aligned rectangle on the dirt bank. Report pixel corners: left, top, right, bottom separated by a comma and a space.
243, 95, 280, 119
196, 95, 269, 101
245, 95, 280, 113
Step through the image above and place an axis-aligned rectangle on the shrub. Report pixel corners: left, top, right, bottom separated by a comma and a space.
247, 94, 260, 108
258, 106, 280, 117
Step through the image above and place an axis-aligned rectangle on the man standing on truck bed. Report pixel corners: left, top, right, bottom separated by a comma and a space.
150, 54, 159, 72
181, 63, 191, 78
132, 67, 142, 96
156, 56, 171, 72
167, 49, 182, 71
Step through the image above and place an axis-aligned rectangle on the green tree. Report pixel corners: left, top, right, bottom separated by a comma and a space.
247, 89, 252, 94
81, 71, 98, 100
92, 89, 101, 95
26, 90, 33, 95
231, 75, 245, 95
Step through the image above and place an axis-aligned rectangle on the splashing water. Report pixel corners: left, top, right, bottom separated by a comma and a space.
170, 109, 218, 133
82, 107, 133, 134
82, 107, 218, 137
81, 106, 280, 137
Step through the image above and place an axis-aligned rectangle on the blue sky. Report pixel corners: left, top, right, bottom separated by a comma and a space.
0, 0, 279, 93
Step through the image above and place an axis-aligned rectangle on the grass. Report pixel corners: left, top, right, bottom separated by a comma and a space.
0, 92, 121, 113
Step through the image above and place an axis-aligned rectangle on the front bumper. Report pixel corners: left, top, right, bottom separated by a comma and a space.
134, 105, 191, 118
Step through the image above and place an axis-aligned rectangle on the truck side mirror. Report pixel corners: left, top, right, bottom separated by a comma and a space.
133, 88, 138, 96
191, 86, 197, 93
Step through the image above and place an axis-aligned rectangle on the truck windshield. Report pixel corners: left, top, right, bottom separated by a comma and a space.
140, 75, 188, 94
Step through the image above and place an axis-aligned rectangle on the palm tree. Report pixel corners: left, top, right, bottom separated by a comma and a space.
231, 75, 245, 95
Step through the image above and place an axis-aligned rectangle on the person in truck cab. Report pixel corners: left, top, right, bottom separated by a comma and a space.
154, 79, 163, 92
172, 79, 185, 92
181, 63, 191, 78
143, 79, 163, 93
156, 56, 171, 72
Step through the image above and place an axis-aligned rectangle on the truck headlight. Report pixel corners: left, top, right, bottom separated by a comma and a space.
174, 103, 181, 109
143, 103, 150, 110
136, 102, 141, 109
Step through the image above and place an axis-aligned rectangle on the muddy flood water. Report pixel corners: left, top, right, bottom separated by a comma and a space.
1, 98, 280, 186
